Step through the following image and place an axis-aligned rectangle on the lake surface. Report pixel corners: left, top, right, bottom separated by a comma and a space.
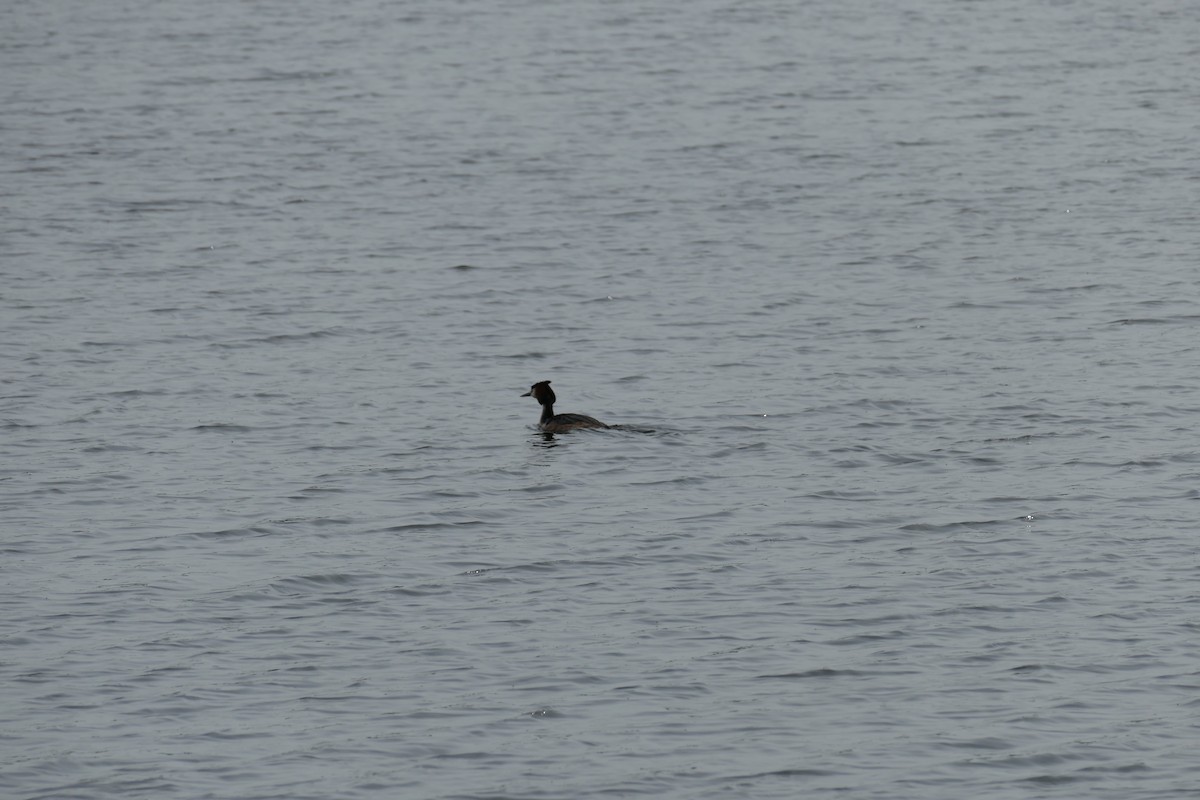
4, 0, 1199, 797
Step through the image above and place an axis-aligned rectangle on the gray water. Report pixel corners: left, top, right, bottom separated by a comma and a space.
4, 0, 1200, 798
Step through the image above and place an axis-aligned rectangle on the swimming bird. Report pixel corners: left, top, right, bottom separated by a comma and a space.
521, 380, 610, 433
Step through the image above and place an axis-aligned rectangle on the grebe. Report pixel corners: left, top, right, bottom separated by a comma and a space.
521, 381, 610, 433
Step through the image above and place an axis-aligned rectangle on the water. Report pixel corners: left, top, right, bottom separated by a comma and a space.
4, 0, 1199, 797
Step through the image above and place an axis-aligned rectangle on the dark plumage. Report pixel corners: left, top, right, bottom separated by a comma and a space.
520, 381, 609, 433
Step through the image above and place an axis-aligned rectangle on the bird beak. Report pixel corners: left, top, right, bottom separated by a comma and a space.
520, 390, 531, 397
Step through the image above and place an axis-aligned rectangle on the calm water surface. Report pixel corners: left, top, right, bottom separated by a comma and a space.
4, 0, 1200, 798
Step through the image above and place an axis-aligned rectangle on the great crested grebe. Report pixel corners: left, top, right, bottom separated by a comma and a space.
520, 380, 610, 433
